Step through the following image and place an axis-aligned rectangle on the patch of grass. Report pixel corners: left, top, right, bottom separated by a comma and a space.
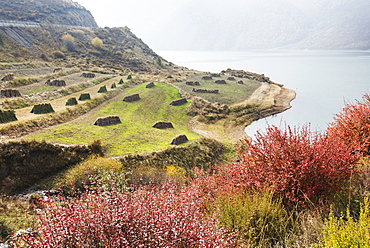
23, 85, 54, 94
26, 83, 200, 155
172, 75, 261, 105
0, 197, 37, 243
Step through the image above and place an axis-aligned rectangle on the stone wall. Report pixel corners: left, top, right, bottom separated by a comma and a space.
202, 76, 213, 80
146, 82, 155, 88
66, 97, 78, 106
170, 134, 188, 145
45, 79, 66, 86
192, 88, 219, 94
186, 81, 200, 86
0, 89, 21, 98
214, 80, 227, 84
79, 93, 91, 101
152, 121, 174, 129
93, 115, 121, 126
98, 85, 107, 93
81, 72, 95, 78
30, 103, 55, 114
169, 98, 187, 106
0, 109, 17, 123
123, 94, 140, 102
1, 73, 14, 82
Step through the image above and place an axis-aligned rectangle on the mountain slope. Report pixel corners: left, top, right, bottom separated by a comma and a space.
289, 0, 370, 49
0, 0, 98, 27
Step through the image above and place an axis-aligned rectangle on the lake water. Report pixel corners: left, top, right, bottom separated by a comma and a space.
158, 50, 370, 138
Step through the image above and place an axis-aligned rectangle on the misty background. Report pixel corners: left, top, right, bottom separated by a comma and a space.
75, 0, 370, 51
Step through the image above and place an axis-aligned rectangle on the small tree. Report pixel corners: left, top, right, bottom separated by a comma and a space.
61, 34, 77, 52
91, 37, 103, 50
327, 93, 370, 156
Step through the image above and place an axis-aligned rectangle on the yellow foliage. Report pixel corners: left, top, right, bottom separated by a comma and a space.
166, 165, 186, 179
54, 156, 125, 193
91, 37, 104, 49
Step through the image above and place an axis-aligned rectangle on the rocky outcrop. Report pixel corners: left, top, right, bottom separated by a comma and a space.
123, 94, 140, 102
45, 79, 66, 86
1, 73, 14, 81
170, 134, 188, 145
152, 121, 174, 129
192, 88, 219, 94
169, 98, 187, 106
93, 115, 121, 126
237, 80, 244, 84
227, 77, 236, 81
0, 89, 21, 98
0, 0, 98, 27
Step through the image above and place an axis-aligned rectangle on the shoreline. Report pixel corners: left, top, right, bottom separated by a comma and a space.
189, 83, 297, 143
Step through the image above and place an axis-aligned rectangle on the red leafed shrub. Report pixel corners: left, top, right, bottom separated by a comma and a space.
12, 184, 235, 247
215, 125, 359, 207
327, 93, 370, 156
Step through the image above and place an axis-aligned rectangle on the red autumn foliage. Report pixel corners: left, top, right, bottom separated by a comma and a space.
327, 93, 370, 156
196, 125, 359, 207
12, 183, 236, 247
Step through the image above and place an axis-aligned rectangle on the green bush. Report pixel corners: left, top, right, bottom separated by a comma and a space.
321, 197, 370, 247
54, 156, 126, 194
111, 83, 116, 89
51, 50, 65, 59
8, 77, 38, 87
215, 191, 296, 247
3, 98, 30, 109
118, 78, 124, 84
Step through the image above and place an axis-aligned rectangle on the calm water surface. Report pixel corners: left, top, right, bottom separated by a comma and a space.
158, 50, 370, 137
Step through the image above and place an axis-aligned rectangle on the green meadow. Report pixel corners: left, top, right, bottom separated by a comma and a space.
26, 82, 199, 155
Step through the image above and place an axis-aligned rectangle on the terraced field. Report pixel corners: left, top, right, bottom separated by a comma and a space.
25, 82, 199, 155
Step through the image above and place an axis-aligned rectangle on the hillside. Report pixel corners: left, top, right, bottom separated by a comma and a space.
0, 0, 97, 27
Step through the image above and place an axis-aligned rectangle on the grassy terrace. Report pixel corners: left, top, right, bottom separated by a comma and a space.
26, 82, 199, 155
171, 74, 261, 105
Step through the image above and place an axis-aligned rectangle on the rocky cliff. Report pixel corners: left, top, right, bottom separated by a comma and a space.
0, 0, 98, 27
